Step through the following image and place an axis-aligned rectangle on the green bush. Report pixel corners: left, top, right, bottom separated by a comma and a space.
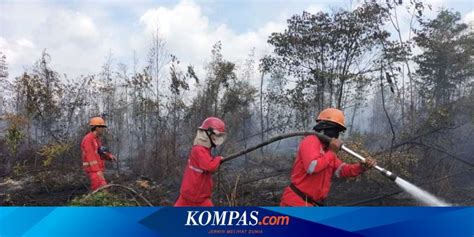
70, 191, 136, 206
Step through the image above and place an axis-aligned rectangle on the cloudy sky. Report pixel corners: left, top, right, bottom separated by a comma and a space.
1, 0, 473, 81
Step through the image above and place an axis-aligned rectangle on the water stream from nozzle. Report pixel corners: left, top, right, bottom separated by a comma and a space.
394, 177, 450, 206
340, 145, 450, 206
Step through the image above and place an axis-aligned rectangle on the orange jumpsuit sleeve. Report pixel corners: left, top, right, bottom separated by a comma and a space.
333, 156, 364, 178
299, 136, 335, 175
195, 147, 221, 173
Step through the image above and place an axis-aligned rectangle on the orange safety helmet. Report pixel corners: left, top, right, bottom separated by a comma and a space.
89, 117, 107, 127
316, 108, 346, 130
198, 117, 226, 134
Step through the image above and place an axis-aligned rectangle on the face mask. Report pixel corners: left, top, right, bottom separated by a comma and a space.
211, 133, 227, 146
323, 128, 340, 139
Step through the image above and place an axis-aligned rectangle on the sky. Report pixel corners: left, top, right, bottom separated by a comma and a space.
0, 0, 473, 82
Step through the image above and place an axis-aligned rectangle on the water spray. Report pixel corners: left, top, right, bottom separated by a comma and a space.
222, 131, 450, 206
340, 143, 449, 206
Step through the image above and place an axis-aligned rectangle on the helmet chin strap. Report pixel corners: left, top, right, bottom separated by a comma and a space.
205, 129, 217, 148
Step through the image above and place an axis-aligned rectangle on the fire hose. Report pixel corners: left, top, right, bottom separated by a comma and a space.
221, 131, 398, 182
221, 131, 450, 206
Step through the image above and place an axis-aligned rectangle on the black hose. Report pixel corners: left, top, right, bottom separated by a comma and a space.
222, 131, 332, 163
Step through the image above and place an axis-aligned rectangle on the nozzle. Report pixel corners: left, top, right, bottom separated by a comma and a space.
377, 167, 398, 181
341, 145, 399, 182
384, 171, 398, 181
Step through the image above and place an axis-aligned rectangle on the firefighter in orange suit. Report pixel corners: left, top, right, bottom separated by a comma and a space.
280, 108, 376, 206
175, 117, 227, 207
81, 117, 117, 191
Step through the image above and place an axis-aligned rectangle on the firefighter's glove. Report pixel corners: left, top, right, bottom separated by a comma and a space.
361, 157, 376, 170
328, 138, 342, 153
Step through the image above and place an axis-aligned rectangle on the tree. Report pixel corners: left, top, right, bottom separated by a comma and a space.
185, 42, 257, 166
187, 41, 236, 123
0, 52, 8, 115
165, 55, 190, 171
147, 27, 168, 160
265, 3, 390, 129
0, 52, 7, 79
13, 50, 64, 142
414, 10, 474, 107
126, 68, 154, 175
381, 0, 430, 127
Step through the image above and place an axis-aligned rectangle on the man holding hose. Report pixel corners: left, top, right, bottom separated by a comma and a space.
280, 108, 376, 206
81, 117, 117, 191
175, 117, 227, 207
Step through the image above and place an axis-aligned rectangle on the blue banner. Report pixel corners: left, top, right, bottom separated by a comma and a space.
0, 207, 472, 237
